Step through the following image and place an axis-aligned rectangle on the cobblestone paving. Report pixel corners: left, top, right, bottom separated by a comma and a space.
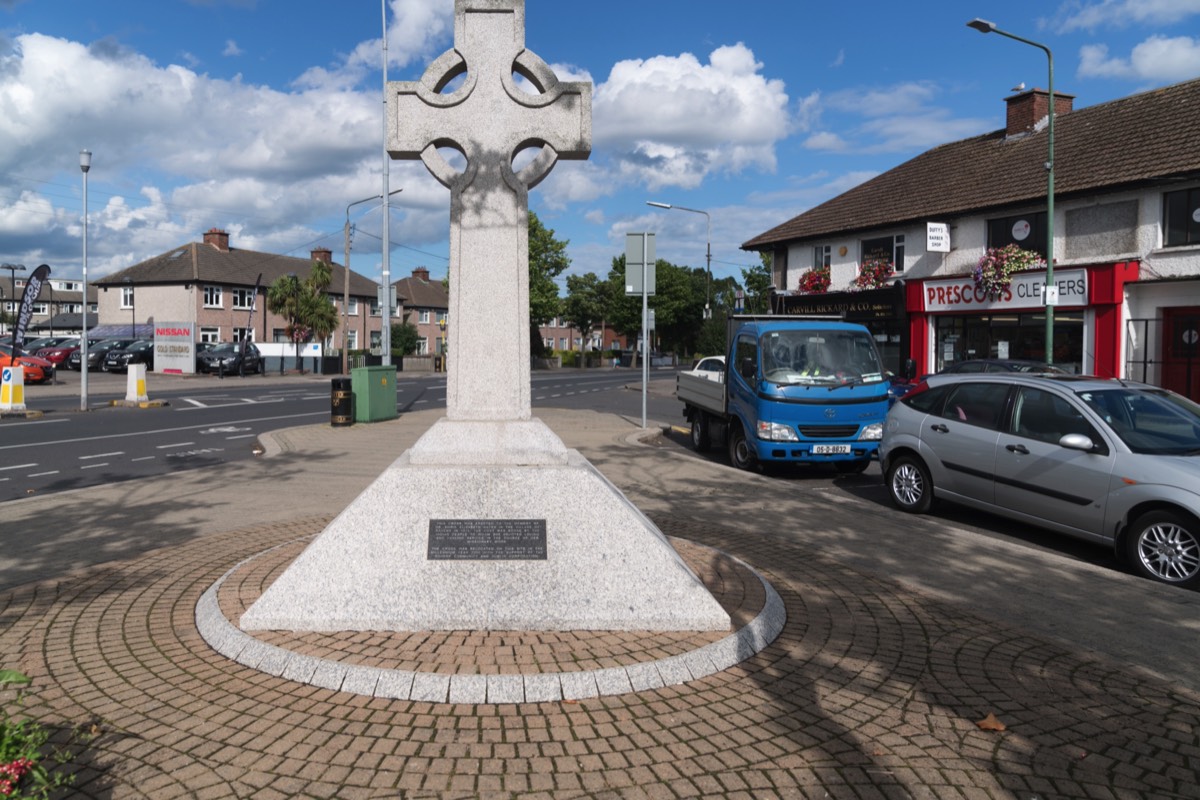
2, 513, 1199, 798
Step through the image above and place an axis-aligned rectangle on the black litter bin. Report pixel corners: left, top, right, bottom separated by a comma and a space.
331, 377, 353, 427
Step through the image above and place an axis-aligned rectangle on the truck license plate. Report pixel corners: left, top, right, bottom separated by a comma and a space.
813, 445, 851, 455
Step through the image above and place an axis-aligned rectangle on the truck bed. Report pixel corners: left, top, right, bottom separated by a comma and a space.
676, 369, 726, 415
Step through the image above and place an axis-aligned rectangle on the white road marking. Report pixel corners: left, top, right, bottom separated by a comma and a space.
131, 456, 156, 462
79, 452, 124, 460
157, 441, 195, 449
225, 434, 256, 440
28, 471, 59, 477
80, 463, 108, 470
0, 463, 36, 472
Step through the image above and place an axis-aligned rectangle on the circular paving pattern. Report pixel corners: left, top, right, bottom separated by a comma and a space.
196, 535, 787, 704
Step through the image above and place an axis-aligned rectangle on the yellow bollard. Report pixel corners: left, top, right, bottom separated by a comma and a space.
0, 366, 25, 411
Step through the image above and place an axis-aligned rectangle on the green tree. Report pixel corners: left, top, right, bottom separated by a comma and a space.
528, 210, 571, 356
741, 253, 774, 314
266, 260, 339, 372
561, 272, 607, 352
301, 259, 339, 347
266, 273, 305, 371
391, 319, 420, 356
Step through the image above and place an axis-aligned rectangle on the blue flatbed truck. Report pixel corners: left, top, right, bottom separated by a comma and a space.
676, 315, 891, 472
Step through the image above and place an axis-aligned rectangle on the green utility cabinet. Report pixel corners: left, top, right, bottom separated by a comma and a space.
351, 365, 398, 422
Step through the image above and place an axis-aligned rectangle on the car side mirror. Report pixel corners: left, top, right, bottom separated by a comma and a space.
1059, 433, 1096, 452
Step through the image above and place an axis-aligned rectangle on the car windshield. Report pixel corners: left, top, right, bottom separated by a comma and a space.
760, 328, 885, 387
1078, 387, 1200, 455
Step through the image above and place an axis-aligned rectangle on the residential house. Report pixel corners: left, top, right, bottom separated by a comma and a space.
743, 77, 1200, 400
392, 267, 448, 356
93, 228, 385, 355
3, 277, 96, 338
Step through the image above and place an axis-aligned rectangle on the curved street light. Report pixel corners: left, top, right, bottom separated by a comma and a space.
80, 149, 91, 411
967, 18, 1056, 366
646, 201, 712, 319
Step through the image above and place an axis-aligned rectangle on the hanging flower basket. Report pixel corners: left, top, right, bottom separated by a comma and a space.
851, 257, 893, 291
974, 245, 1045, 297
797, 265, 831, 294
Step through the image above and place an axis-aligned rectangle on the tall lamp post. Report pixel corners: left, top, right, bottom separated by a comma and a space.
1, 263, 25, 338
80, 149, 91, 411
967, 18, 1056, 365
646, 201, 712, 319
344, 189, 403, 375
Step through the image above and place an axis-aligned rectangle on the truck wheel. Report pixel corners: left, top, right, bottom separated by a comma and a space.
690, 414, 711, 452
728, 423, 758, 471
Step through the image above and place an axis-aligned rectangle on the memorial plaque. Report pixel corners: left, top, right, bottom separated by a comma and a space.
428, 519, 548, 560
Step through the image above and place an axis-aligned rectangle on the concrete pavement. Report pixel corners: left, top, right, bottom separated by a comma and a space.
3, 384, 1200, 797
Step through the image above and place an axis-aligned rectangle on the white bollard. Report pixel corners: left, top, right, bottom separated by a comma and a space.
126, 363, 149, 403
0, 366, 25, 411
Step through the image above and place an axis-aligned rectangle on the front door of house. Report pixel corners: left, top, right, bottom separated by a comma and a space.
1162, 306, 1200, 401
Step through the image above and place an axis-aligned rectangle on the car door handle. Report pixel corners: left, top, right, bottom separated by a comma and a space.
930, 423, 949, 433
1006, 443, 1029, 454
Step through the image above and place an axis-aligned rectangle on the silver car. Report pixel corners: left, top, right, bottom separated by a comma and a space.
880, 373, 1200, 588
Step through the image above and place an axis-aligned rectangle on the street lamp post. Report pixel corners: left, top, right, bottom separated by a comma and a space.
2, 263, 25, 339
968, 18, 1056, 365
80, 149, 91, 411
344, 189, 403, 375
646, 201, 712, 319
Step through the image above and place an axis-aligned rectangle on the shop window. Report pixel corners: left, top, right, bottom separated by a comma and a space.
1164, 188, 1200, 247
987, 211, 1047, 257
861, 235, 905, 273
812, 245, 831, 269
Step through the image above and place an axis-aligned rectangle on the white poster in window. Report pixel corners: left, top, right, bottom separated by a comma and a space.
926, 222, 950, 253
998, 341, 1010, 359
1012, 219, 1032, 241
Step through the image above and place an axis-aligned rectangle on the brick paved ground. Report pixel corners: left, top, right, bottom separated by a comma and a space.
4, 507, 1199, 798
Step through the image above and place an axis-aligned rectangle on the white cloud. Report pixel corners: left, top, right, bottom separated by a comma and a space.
1052, 0, 1200, 32
591, 43, 791, 190
804, 132, 848, 152
814, 82, 993, 154
1078, 35, 1200, 80
223, 39, 242, 57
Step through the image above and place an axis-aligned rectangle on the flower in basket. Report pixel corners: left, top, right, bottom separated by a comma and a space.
974, 244, 1045, 297
851, 257, 893, 291
797, 265, 831, 294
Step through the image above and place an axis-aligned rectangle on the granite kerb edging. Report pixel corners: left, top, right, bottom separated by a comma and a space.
194, 540, 785, 705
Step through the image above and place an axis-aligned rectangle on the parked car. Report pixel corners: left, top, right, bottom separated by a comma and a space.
104, 340, 154, 372
20, 336, 74, 354
880, 373, 1200, 588
684, 355, 725, 383
196, 342, 263, 375
0, 344, 54, 384
35, 338, 81, 366
67, 338, 136, 371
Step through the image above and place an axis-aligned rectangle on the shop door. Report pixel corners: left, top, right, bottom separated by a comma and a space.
1162, 307, 1200, 401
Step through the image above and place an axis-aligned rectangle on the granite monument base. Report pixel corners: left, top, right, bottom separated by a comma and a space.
240, 418, 731, 633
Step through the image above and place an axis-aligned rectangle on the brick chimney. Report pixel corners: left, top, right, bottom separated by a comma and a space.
412, 267, 431, 282
311, 247, 332, 264
1005, 88, 1074, 137
203, 228, 230, 252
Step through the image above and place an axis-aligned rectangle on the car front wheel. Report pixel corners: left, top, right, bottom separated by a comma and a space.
886, 454, 933, 513
1126, 510, 1200, 588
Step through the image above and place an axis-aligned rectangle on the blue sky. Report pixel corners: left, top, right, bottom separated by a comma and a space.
2, 0, 1199, 293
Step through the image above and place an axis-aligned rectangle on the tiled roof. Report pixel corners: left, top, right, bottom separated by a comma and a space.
94, 242, 381, 296
392, 273, 447, 309
742, 76, 1200, 250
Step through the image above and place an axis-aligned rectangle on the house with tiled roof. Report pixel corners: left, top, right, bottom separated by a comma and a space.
94, 228, 386, 362
742, 77, 1200, 399
392, 267, 449, 356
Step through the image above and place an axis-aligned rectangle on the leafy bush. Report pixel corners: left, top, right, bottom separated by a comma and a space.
0, 671, 76, 799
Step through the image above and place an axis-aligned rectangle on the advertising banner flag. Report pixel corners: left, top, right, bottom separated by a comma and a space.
13, 264, 50, 356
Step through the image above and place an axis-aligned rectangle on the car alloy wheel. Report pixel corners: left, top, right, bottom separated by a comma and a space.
1128, 510, 1200, 587
886, 454, 932, 514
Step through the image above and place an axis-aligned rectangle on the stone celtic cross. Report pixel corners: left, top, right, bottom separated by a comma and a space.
388, 0, 591, 422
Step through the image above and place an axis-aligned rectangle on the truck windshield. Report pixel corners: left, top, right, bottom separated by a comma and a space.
760, 329, 885, 387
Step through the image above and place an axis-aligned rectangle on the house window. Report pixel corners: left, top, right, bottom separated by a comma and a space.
233, 328, 253, 343
861, 235, 905, 273
987, 211, 1047, 257
370, 330, 381, 349
1164, 188, 1200, 247
203, 285, 222, 308
347, 330, 358, 350
121, 286, 134, 309
559, 337, 568, 350
232, 288, 255, 310
813, 245, 831, 269
272, 328, 288, 343
416, 337, 428, 355
347, 297, 358, 316
200, 327, 220, 344
418, 310, 431, 324
32, 303, 48, 315
370, 300, 381, 316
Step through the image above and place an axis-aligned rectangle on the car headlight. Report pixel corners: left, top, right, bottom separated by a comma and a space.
858, 422, 884, 441
757, 421, 799, 442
